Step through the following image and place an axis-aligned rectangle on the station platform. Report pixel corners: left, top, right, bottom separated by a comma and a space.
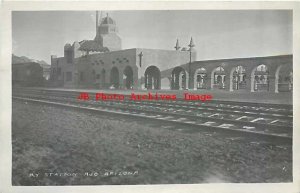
30, 87, 293, 105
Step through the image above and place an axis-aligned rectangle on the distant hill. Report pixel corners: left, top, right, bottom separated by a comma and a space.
12, 54, 50, 69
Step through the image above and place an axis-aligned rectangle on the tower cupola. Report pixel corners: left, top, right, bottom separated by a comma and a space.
94, 12, 122, 51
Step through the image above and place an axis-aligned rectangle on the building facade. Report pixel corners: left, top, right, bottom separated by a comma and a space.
50, 13, 292, 93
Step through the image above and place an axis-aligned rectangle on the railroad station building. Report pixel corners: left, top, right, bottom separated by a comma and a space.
50, 13, 293, 93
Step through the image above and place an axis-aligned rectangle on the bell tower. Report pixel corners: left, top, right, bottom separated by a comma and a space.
94, 12, 122, 51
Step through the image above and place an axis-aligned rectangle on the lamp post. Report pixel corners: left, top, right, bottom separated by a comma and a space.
188, 37, 195, 90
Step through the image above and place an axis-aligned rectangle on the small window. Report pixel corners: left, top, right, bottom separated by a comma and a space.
96, 74, 100, 79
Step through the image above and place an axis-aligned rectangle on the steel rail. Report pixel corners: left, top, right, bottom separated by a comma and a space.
13, 91, 293, 127
13, 89, 293, 118
13, 96, 292, 142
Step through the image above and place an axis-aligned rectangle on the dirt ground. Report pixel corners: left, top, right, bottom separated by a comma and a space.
12, 100, 292, 185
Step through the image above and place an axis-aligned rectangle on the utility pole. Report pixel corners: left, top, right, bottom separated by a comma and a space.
96, 11, 99, 34
188, 37, 195, 90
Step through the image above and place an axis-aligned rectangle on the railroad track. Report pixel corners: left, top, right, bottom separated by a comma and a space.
13, 88, 293, 142
13, 88, 293, 115
13, 88, 293, 121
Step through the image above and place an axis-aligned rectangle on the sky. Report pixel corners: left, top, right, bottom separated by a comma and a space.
12, 10, 292, 64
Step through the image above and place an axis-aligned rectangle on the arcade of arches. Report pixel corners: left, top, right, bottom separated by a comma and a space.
142, 55, 292, 93
94, 66, 135, 89
92, 55, 292, 93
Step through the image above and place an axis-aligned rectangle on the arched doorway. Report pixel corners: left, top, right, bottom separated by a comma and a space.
194, 67, 207, 89
92, 69, 96, 82
91, 69, 97, 88
101, 69, 106, 88
275, 65, 293, 92
144, 66, 161, 90
110, 67, 119, 89
171, 66, 188, 90
251, 64, 269, 92
211, 66, 226, 89
230, 66, 246, 91
123, 66, 133, 89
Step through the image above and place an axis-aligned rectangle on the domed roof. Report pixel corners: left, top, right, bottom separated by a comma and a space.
64, 43, 72, 50
101, 16, 116, 25
64, 43, 72, 48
